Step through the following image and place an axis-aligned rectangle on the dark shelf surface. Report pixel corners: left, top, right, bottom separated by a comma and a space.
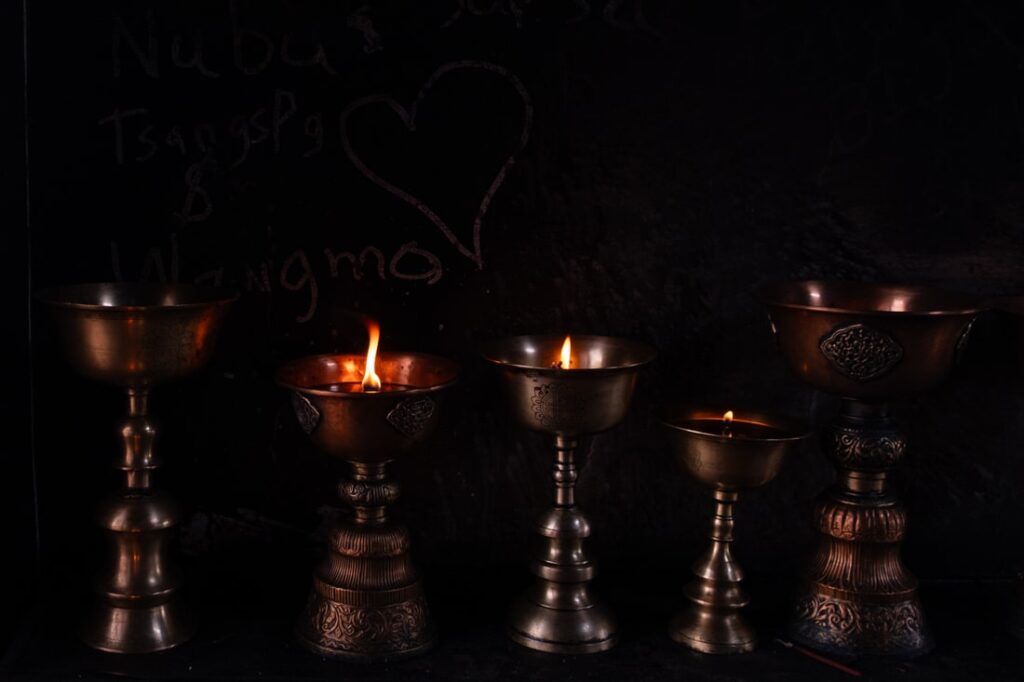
3, 575, 1022, 681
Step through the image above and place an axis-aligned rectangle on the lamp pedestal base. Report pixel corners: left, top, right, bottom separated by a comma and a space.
82, 390, 194, 654
295, 462, 435, 661
508, 436, 617, 654
670, 489, 756, 655
789, 401, 932, 658
82, 600, 194, 654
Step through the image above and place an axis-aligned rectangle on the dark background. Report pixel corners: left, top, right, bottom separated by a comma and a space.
6, 1, 1024, 680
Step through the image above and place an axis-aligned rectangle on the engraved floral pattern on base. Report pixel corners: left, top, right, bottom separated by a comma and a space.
792, 593, 928, 655
300, 594, 432, 655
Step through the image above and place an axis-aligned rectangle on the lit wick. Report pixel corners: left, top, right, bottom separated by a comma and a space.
722, 410, 734, 438
554, 335, 572, 369
361, 320, 382, 393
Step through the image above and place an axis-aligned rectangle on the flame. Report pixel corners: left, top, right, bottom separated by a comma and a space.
723, 410, 734, 423
560, 335, 572, 369
361, 320, 382, 392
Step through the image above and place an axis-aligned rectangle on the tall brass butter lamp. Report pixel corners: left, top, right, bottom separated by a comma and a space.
763, 281, 980, 658
661, 408, 808, 654
38, 283, 236, 654
482, 335, 655, 654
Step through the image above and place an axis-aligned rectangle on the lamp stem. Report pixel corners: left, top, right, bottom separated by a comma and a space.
669, 486, 754, 654
81, 386, 192, 653
553, 435, 578, 508
507, 433, 616, 653
349, 461, 390, 523
711, 488, 737, 543
123, 387, 154, 490
127, 386, 148, 417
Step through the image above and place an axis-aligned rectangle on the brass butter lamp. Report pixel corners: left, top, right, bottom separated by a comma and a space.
763, 280, 980, 658
482, 334, 656, 654
277, 323, 459, 661
661, 408, 808, 654
38, 282, 236, 654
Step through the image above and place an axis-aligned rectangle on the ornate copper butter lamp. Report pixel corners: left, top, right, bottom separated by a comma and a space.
482, 335, 656, 654
763, 281, 979, 658
38, 283, 236, 653
661, 408, 807, 654
277, 323, 459, 661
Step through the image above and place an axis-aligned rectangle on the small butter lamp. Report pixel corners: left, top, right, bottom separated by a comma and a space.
482, 334, 656, 654
661, 408, 808, 654
277, 322, 459, 661
38, 282, 236, 654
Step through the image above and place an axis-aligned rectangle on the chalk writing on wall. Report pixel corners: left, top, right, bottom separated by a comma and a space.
340, 60, 533, 269
111, 236, 445, 323
99, 5, 535, 321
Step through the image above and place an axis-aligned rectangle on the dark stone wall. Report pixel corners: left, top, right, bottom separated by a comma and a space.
1, 0, 35, 649
17, 1, 1024, 625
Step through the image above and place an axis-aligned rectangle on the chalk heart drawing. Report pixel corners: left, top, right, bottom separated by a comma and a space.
340, 60, 533, 269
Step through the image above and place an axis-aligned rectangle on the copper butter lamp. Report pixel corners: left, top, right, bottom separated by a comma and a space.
763, 281, 980, 658
38, 283, 236, 654
277, 322, 459, 661
661, 408, 808, 654
482, 335, 656, 654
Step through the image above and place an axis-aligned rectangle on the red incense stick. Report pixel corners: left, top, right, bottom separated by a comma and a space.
776, 638, 863, 677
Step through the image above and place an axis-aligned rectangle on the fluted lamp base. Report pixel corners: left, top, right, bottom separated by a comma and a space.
788, 403, 933, 659
507, 448, 618, 655
508, 592, 617, 655
669, 576, 756, 655
668, 489, 757, 656
295, 584, 435, 661
81, 600, 194, 654
791, 591, 930, 658
294, 462, 437, 662
669, 613, 756, 655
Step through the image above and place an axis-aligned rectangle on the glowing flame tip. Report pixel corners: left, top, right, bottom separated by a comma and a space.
361, 320, 382, 392
560, 336, 572, 369
723, 410, 734, 423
